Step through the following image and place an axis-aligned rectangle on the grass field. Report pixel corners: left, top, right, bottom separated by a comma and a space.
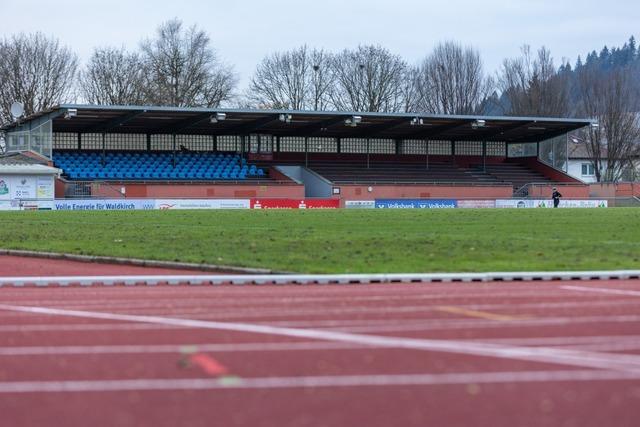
0, 208, 639, 273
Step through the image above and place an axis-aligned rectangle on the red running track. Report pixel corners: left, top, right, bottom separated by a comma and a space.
0, 255, 217, 277
1, 257, 640, 426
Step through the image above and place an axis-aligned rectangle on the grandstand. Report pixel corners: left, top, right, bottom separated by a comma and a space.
0, 105, 591, 201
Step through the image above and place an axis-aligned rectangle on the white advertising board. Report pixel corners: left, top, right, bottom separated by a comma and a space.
155, 199, 250, 210
496, 199, 608, 208
0, 175, 39, 200
457, 200, 496, 208
345, 200, 376, 209
53, 199, 156, 211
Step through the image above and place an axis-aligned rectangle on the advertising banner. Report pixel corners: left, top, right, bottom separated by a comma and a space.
36, 176, 54, 199
155, 199, 250, 210
496, 199, 608, 208
495, 199, 533, 208
53, 199, 155, 211
457, 200, 496, 208
345, 200, 376, 209
0, 175, 37, 200
374, 199, 457, 209
251, 198, 339, 209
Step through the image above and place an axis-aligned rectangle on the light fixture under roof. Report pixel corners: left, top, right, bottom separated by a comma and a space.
64, 108, 77, 119
471, 119, 485, 129
345, 115, 362, 127
210, 112, 226, 123
410, 117, 424, 126
279, 113, 292, 123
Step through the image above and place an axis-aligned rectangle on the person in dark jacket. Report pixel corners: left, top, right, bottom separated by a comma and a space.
552, 187, 562, 208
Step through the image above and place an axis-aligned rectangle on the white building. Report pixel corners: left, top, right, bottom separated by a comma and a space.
566, 139, 639, 183
0, 151, 60, 210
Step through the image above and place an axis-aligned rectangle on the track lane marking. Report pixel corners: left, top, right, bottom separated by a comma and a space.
0, 342, 369, 356
2, 304, 640, 373
0, 370, 638, 393
436, 306, 527, 321
562, 286, 640, 297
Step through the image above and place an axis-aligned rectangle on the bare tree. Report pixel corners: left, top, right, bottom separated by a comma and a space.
499, 45, 569, 117
79, 47, 146, 105
140, 18, 237, 107
329, 45, 408, 112
414, 41, 493, 115
0, 32, 77, 125
576, 66, 640, 182
248, 46, 333, 110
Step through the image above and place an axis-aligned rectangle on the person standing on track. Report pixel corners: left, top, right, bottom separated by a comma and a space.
552, 187, 562, 208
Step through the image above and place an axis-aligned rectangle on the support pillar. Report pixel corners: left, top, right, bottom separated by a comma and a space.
101, 133, 106, 165
305, 136, 309, 167
172, 134, 176, 167
366, 138, 370, 169
482, 140, 487, 172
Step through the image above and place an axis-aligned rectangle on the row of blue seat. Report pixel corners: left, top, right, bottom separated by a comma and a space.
53, 151, 266, 181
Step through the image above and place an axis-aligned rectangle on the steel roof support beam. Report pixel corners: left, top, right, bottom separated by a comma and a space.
223, 114, 281, 135
505, 125, 585, 144
404, 119, 475, 140
288, 116, 345, 137
473, 121, 535, 141
356, 118, 408, 139
153, 112, 213, 135
84, 110, 146, 134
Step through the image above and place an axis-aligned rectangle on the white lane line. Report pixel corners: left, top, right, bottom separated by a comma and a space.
0, 323, 183, 332
3, 336, 640, 356
562, 286, 640, 297
2, 304, 640, 373
327, 315, 640, 333
0, 342, 367, 356
0, 370, 638, 393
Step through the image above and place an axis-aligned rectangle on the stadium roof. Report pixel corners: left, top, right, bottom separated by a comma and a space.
1, 105, 593, 144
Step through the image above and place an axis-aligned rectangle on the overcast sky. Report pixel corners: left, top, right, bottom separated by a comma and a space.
3, 0, 639, 92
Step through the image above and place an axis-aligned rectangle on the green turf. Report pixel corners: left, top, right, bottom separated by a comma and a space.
0, 209, 639, 273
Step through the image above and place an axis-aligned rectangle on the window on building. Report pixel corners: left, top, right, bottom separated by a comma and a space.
581, 163, 595, 176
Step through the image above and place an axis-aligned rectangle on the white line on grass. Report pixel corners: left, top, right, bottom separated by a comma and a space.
1, 303, 640, 374
0, 370, 638, 393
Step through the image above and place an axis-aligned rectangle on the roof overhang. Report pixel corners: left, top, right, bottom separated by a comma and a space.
1, 104, 593, 143
0, 164, 61, 175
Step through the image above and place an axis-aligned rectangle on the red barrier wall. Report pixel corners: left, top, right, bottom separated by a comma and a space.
336, 184, 513, 201
527, 184, 590, 198
250, 198, 339, 209
54, 178, 66, 198
100, 183, 305, 199
589, 182, 640, 198
515, 157, 581, 183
